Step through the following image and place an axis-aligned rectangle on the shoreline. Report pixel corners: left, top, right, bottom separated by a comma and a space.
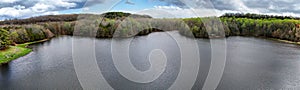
0, 39, 49, 65
267, 38, 300, 45
1, 32, 300, 65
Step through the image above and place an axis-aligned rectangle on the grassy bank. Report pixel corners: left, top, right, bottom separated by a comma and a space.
0, 46, 31, 64
0, 39, 49, 65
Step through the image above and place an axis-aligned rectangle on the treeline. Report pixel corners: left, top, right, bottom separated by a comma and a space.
103, 12, 152, 19
0, 12, 151, 25
1, 12, 300, 50
221, 13, 300, 20
181, 17, 300, 41
0, 16, 180, 48
40, 18, 185, 38
0, 14, 79, 25
1, 25, 54, 44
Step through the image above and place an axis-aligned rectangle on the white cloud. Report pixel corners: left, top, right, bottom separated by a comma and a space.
0, 7, 30, 17
0, 0, 109, 19
0, 0, 79, 19
41, 11, 60, 15
230, 0, 259, 13
49, 0, 77, 9
125, 4, 300, 18
82, 7, 90, 11
1, 0, 300, 20
158, 0, 300, 17
154, 6, 182, 10
0, 3, 62, 19
134, 6, 237, 18
31, 3, 55, 13
0, 0, 20, 3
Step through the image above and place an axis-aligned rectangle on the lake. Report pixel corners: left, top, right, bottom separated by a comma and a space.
1, 31, 300, 90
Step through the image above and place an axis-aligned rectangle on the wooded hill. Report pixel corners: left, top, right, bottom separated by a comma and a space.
0, 12, 152, 25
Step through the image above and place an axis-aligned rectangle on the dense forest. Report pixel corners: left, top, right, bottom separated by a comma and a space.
221, 13, 300, 20
1, 12, 300, 50
181, 17, 300, 41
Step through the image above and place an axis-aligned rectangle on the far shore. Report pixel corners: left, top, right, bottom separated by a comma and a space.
1, 12, 300, 64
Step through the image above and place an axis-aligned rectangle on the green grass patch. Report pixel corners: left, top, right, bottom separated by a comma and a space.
0, 39, 49, 65
0, 46, 32, 64
17, 39, 48, 48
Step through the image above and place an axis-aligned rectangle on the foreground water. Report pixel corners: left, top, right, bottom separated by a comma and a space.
1, 31, 300, 89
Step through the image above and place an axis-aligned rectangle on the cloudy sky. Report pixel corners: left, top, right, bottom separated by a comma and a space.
0, 0, 300, 20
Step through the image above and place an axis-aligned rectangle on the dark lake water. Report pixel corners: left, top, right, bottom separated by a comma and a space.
1, 31, 300, 90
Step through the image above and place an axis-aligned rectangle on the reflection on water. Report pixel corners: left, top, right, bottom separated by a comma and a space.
0, 32, 300, 89
218, 37, 300, 90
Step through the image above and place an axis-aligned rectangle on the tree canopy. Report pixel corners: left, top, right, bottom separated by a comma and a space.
0, 28, 11, 50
